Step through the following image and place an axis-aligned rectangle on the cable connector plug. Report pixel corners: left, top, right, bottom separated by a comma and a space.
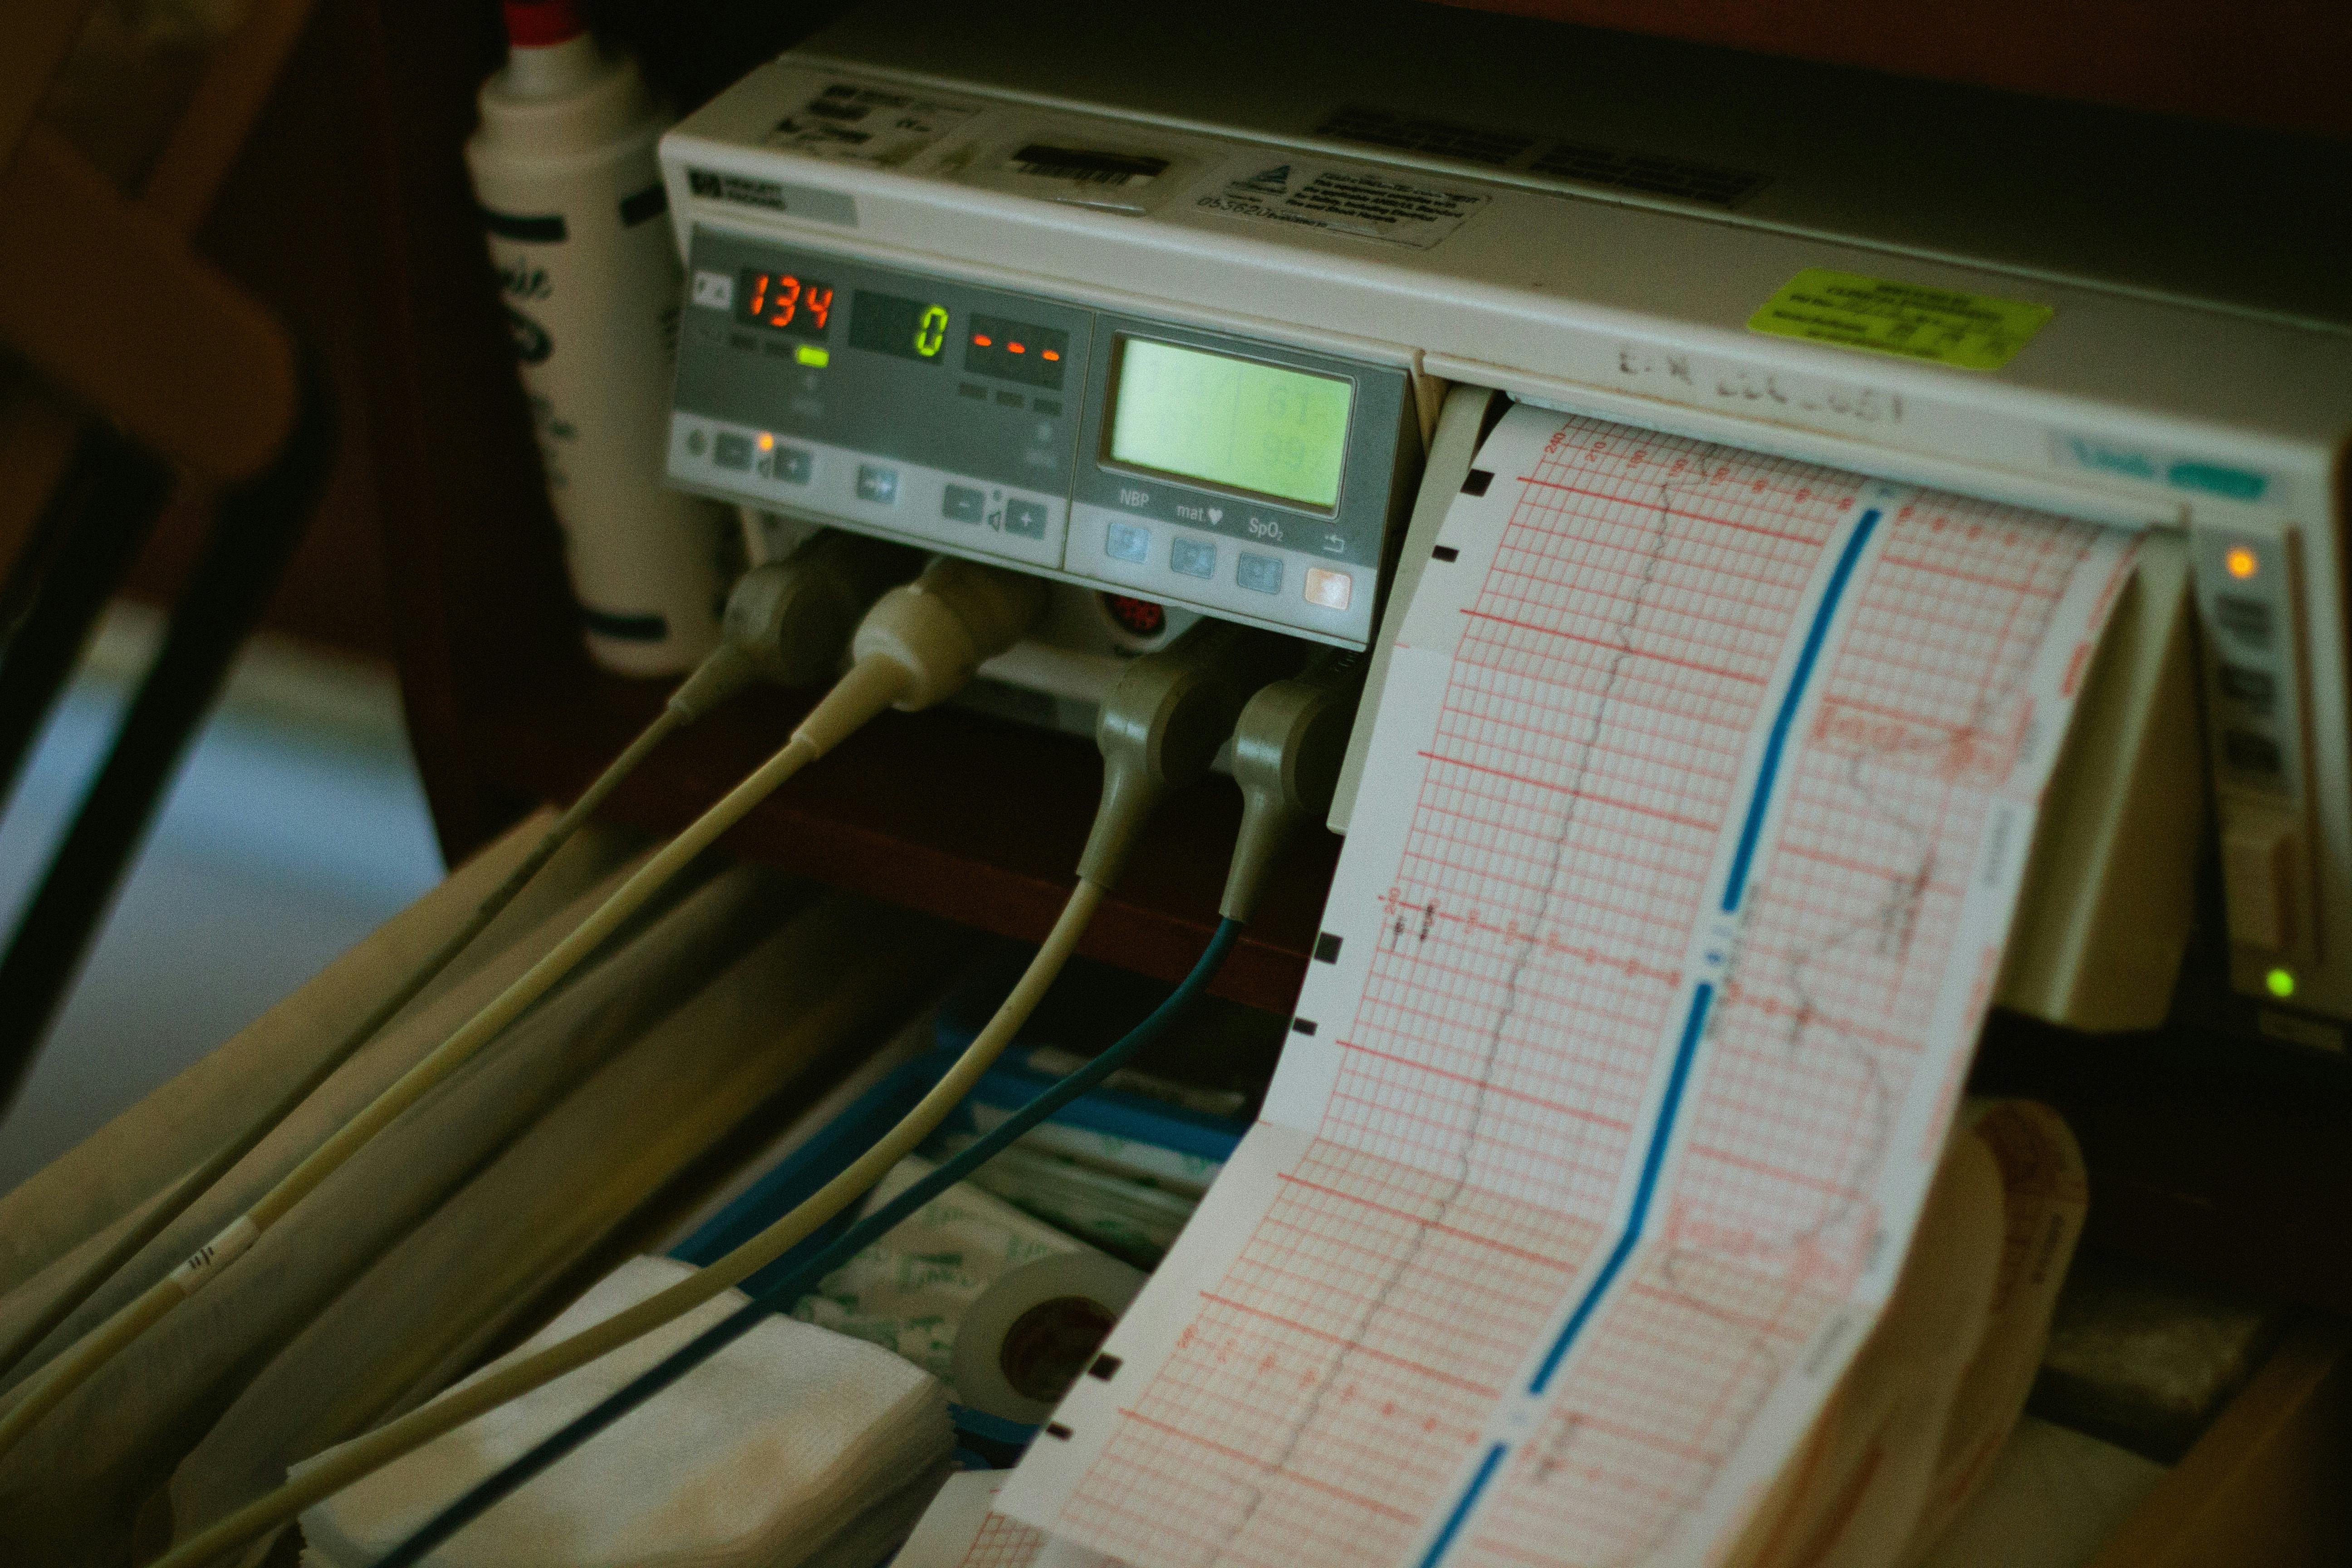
724, 531, 923, 691
854, 554, 1047, 707
1078, 618, 1303, 891
1221, 648, 1367, 921
668, 532, 921, 721
792, 556, 1049, 760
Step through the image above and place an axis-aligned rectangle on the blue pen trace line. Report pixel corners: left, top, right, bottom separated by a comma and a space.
1518, 508, 1877, 1401
1418, 1442, 1509, 1568
1527, 982, 1715, 1396
1406, 501, 1882, 1564
1720, 509, 1881, 912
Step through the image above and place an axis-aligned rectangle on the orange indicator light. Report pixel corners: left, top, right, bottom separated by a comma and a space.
972, 333, 992, 347
2226, 545, 2259, 579
1008, 341, 1026, 353
756, 432, 774, 451
1042, 349, 1060, 361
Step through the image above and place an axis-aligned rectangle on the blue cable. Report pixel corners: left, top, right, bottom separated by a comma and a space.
375, 917, 1245, 1567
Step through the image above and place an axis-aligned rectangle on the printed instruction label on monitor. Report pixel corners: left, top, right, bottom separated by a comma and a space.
763, 78, 981, 167
1195, 160, 1490, 248
1001, 403, 2133, 1567
1748, 267, 2055, 371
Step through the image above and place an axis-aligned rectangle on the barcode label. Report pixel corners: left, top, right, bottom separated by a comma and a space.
1008, 144, 1170, 188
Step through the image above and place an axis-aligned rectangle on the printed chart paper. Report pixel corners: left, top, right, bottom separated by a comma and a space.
1002, 406, 2135, 1568
898, 1472, 1123, 1568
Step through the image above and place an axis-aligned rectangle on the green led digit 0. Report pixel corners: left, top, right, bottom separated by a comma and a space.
915, 305, 948, 358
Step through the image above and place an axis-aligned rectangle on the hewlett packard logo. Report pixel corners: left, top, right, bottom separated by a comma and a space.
687, 168, 787, 210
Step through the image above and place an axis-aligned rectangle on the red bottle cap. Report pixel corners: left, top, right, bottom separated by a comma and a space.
503, 0, 585, 47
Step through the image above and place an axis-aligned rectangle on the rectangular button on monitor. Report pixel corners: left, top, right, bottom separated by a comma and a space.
1107, 520, 1150, 562
943, 483, 985, 523
1005, 498, 1049, 538
1171, 537, 1215, 578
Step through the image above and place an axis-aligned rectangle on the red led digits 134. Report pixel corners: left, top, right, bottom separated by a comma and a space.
737, 270, 833, 338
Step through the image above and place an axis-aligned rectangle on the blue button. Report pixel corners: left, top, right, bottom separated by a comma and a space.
1004, 499, 1049, 539
1106, 521, 1150, 563
1237, 552, 1283, 595
713, 432, 754, 471
1170, 537, 1215, 579
942, 484, 985, 524
760, 444, 812, 484
856, 464, 899, 504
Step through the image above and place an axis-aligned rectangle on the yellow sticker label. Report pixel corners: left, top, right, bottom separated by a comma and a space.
1748, 268, 2052, 371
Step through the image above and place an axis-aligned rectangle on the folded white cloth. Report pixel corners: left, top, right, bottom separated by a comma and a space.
298, 1255, 952, 1568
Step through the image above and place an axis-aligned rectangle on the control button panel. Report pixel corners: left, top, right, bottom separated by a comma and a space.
2190, 527, 2315, 996
1071, 313, 1411, 586
669, 414, 1067, 568
2192, 532, 2305, 802
671, 230, 1091, 578
667, 230, 1416, 648
1070, 502, 1370, 643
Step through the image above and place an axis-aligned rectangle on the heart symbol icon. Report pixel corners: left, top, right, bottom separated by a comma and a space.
1207, 507, 1223, 523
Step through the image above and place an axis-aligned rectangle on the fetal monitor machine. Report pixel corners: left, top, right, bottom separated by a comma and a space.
655, 0, 2352, 1031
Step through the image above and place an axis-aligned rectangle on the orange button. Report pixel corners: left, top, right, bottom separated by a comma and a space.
1303, 567, 1352, 610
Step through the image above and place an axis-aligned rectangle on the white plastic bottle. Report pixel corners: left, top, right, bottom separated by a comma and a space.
465, 0, 728, 674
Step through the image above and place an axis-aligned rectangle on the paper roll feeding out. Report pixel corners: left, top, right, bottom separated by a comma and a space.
1001, 404, 2142, 1568
951, 1251, 1146, 1426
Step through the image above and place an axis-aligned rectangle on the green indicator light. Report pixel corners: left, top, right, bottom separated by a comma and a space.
795, 345, 829, 368
2266, 966, 2296, 999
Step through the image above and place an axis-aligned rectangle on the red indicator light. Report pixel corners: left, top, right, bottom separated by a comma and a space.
973, 333, 993, 347
1008, 341, 1026, 353
1042, 349, 1060, 361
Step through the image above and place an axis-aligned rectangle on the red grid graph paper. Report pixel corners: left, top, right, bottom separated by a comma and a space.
1022, 408, 2127, 1568
961, 1510, 1050, 1568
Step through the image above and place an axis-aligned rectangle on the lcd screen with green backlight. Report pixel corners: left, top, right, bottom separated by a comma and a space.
1107, 338, 1354, 510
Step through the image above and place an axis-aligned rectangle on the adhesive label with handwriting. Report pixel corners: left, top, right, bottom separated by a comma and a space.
1749, 268, 2053, 370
